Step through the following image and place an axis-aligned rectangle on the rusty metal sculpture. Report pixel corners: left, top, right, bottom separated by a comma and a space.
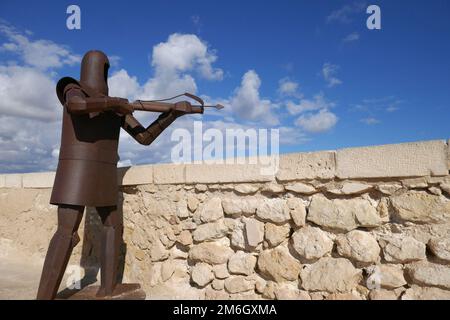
36, 50, 219, 300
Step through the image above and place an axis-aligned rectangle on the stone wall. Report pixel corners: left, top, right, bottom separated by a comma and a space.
1, 139, 450, 300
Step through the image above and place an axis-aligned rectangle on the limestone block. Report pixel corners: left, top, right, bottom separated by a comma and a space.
177, 230, 193, 246
391, 191, 450, 224
366, 264, 407, 289
176, 200, 189, 219
213, 264, 230, 279
428, 237, 450, 262
327, 182, 372, 195
402, 285, 450, 300
376, 183, 402, 195
292, 226, 334, 261
191, 263, 214, 287
234, 184, 259, 194
300, 257, 361, 293
22, 172, 55, 188
185, 162, 274, 184
264, 223, 290, 247
189, 242, 234, 265
195, 184, 208, 192
117, 165, 153, 186
244, 218, 265, 247
256, 198, 290, 223
285, 182, 316, 195
222, 197, 258, 217
228, 251, 257, 275
274, 284, 311, 300
4, 174, 22, 188
308, 194, 381, 232
211, 279, 224, 290
153, 164, 185, 184
406, 262, 450, 290
199, 197, 223, 223
262, 183, 285, 193
287, 198, 307, 227
337, 140, 448, 179
276, 151, 336, 181
192, 220, 228, 242
187, 195, 199, 212
224, 276, 255, 293
401, 177, 428, 188
378, 234, 426, 263
336, 230, 380, 264
257, 247, 300, 282
230, 220, 246, 250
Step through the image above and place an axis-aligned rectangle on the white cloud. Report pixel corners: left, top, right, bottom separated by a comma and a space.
350, 97, 402, 121
108, 69, 141, 100
278, 77, 300, 97
286, 92, 338, 134
152, 33, 223, 81
295, 109, 338, 133
0, 24, 80, 70
0, 65, 60, 121
360, 117, 380, 125
322, 63, 342, 88
0, 24, 69, 172
326, 2, 367, 24
286, 93, 335, 115
386, 106, 399, 112
0, 116, 61, 172
343, 32, 360, 42
141, 73, 197, 101
229, 70, 279, 126
109, 33, 223, 101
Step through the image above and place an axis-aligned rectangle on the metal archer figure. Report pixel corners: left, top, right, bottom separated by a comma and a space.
36, 50, 222, 300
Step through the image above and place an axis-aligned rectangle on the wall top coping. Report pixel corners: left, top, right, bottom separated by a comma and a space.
0, 139, 448, 188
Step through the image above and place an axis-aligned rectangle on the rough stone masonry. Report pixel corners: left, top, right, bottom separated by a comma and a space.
0, 139, 449, 300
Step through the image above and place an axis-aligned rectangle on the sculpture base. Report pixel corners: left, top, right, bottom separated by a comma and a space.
62, 284, 146, 300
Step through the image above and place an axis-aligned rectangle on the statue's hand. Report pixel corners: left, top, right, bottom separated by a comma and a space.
107, 97, 133, 115
171, 101, 193, 117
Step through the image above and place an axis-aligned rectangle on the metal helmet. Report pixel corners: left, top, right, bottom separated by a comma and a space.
80, 50, 110, 96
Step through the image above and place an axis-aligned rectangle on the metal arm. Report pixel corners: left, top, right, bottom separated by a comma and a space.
64, 85, 128, 115
130, 92, 223, 114
130, 100, 223, 114
121, 111, 178, 146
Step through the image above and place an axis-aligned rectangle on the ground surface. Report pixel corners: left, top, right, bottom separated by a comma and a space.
0, 257, 42, 299
0, 256, 87, 300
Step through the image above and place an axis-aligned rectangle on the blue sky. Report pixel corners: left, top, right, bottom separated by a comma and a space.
0, 0, 449, 173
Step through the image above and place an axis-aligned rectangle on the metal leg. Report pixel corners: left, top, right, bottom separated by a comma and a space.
96, 206, 122, 297
36, 205, 84, 300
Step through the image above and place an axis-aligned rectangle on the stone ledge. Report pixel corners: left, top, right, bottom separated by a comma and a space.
336, 140, 448, 179
3, 174, 22, 188
153, 164, 185, 184
276, 151, 336, 181
447, 139, 450, 170
118, 165, 153, 186
0, 139, 448, 188
22, 172, 55, 188
185, 163, 272, 184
